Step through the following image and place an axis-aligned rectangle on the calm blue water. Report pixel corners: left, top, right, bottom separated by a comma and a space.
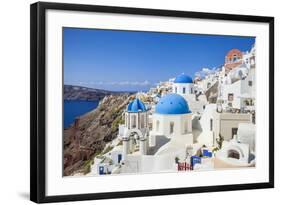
64, 100, 99, 128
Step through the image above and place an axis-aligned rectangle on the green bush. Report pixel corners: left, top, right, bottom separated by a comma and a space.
101, 145, 114, 155
82, 159, 93, 175
111, 115, 125, 130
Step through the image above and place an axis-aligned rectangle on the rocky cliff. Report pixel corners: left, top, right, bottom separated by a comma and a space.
64, 85, 132, 101
63, 93, 134, 176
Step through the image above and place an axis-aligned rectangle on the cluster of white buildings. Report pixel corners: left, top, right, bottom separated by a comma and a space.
89, 45, 256, 176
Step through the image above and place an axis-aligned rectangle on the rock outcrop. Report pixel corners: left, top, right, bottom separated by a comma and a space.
63, 94, 134, 176
64, 85, 132, 101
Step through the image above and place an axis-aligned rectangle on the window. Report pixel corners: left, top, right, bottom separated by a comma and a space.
183, 87, 186, 94
228, 150, 240, 159
233, 54, 237, 62
140, 114, 144, 128
232, 128, 238, 138
248, 81, 252, 86
190, 87, 193, 94
156, 120, 160, 132
170, 122, 174, 134
210, 119, 213, 131
184, 120, 188, 134
175, 87, 177, 93
228, 93, 234, 101
131, 115, 136, 128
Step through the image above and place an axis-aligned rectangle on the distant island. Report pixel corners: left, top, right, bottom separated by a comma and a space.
64, 85, 135, 101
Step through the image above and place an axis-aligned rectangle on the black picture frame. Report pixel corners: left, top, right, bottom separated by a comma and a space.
30, 2, 274, 203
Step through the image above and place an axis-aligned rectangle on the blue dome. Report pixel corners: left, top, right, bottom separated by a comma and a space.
174, 73, 193, 83
127, 98, 146, 112
155, 93, 191, 114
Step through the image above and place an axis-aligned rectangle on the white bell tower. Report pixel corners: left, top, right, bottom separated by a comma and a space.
122, 98, 149, 160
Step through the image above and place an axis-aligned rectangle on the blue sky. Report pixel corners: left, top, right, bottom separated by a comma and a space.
63, 28, 255, 92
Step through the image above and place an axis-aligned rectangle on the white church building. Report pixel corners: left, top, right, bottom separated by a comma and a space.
172, 73, 207, 114
172, 73, 195, 99
116, 93, 194, 173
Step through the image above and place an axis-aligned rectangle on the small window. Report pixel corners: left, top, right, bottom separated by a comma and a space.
184, 120, 188, 134
233, 54, 237, 62
228, 150, 240, 159
228, 93, 234, 101
248, 81, 252, 86
170, 122, 174, 134
210, 119, 213, 131
232, 128, 238, 138
140, 114, 144, 128
156, 120, 160, 132
131, 115, 136, 128
175, 87, 177, 93
183, 87, 186, 94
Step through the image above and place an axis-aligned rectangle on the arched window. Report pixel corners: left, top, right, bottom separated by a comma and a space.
233, 54, 237, 62
140, 114, 144, 128
156, 120, 160, 132
170, 122, 174, 134
131, 115, 136, 128
227, 150, 240, 159
183, 87, 186, 94
175, 86, 177, 93
184, 120, 188, 134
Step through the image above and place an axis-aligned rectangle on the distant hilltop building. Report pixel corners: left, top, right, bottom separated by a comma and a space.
224, 46, 255, 73
224, 49, 243, 72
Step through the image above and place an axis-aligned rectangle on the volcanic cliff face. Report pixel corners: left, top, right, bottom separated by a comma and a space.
63, 94, 134, 176
64, 85, 131, 101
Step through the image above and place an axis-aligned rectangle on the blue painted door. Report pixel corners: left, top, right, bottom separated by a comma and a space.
118, 154, 122, 163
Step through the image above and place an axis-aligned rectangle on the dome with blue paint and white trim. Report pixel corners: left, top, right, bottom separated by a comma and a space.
127, 98, 146, 112
174, 73, 193, 84
155, 93, 191, 115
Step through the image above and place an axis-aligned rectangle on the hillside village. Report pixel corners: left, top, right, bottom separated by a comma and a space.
71, 45, 256, 176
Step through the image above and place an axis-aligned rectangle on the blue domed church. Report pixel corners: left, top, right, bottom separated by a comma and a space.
172, 73, 207, 114
121, 98, 149, 160
150, 93, 193, 146
117, 94, 194, 173
173, 73, 194, 99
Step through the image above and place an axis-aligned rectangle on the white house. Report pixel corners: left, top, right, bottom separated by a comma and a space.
219, 65, 255, 110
